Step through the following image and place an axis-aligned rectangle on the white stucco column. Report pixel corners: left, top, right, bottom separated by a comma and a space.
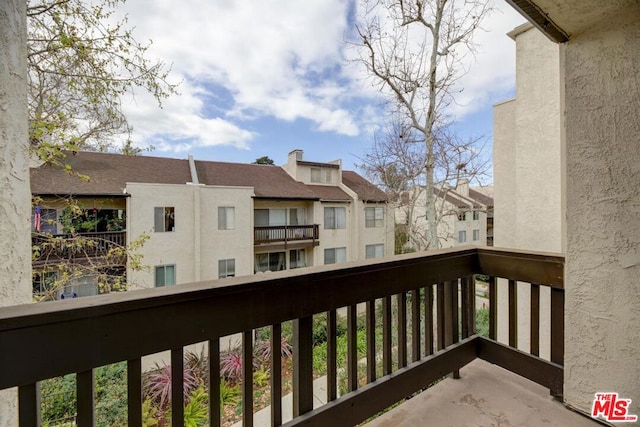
563, 6, 640, 417
0, 0, 31, 424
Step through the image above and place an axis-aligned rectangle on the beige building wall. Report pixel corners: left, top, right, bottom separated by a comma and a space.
316, 202, 353, 264
563, 5, 640, 415
493, 24, 563, 360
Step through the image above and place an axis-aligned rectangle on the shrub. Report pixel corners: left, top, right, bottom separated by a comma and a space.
254, 336, 293, 366
220, 379, 241, 406
143, 363, 199, 413
476, 307, 490, 337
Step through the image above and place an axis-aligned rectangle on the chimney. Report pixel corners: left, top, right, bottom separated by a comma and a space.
456, 178, 469, 197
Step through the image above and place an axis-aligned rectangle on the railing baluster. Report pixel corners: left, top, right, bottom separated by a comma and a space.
450, 280, 460, 379
18, 383, 40, 427
424, 285, 434, 356
411, 289, 420, 362
293, 316, 313, 416
397, 293, 407, 368
382, 296, 392, 375
347, 304, 358, 392
489, 276, 497, 340
242, 331, 253, 427
436, 283, 445, 351
209, 339, 221, 427
127, 358, 142, 426
327, 310, 337, 402
77, 369, 95, 427
366, 300, 376, 383
461, 276, 473, 339
508, 279, 518, 348
271, 325, 282, 426
530, 284, 540, 357
551, 287, 564, 366
171, 349, 184, 427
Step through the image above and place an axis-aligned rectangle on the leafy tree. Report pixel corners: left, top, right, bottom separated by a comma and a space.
252, 156, 276, 165
355, 0, 491, 249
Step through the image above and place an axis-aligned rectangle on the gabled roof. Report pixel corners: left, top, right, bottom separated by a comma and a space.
342, 171, 388, 202
30, 151, 191, 196
307, 185, 352, 202
468, 188, 494, 208
195, 161, 319, 200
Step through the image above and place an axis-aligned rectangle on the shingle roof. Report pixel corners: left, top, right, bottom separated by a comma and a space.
195, 161, 319, 200
342, 171, 388, 202
30, 151, 192, 196
308, 185, 352, 202
468, 188, 494, 207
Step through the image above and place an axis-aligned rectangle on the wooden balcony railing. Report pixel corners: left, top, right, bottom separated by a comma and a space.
254, 224, 319, 245
32, 231, 126, 264
0, 246, 564, 426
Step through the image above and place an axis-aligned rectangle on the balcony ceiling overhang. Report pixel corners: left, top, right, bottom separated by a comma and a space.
505, 0, 636, 42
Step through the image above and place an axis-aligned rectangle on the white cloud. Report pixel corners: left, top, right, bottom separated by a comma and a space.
117, 0, 525, 153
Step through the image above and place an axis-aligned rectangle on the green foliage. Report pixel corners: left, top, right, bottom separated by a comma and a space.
183, 386, 209, 427
220, 379, 241, 407
253, 368, 270, 388
476, 307, 490, 338
475, 274, 490, 282
252, 156, 275, 165
40, 374, 76, 425
142, 399, 159, 427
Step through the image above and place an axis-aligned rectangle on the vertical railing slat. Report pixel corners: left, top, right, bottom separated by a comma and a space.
242, 331, 253, 427
489, 277, 497, 340
551, 287, 565, 366
271, 325, 282, 426
293, 316, 313, 417
411, 289, 420, 362
366, 300, 376, 383
347, 304, 358, 392
397, 293, 407, 368
436, 283, 445, 351
424, 285, 434, 356
77, 369, 95, 427
382, 296, 392, 375
327, 310, 337, 402
209, 339, 221, 427
171, 349, 184, 427
18, 383, 41, 427
508, 279, 518, 348
530, 284, 540, 357
127, 358, 142, 426
451, 280, 460, 344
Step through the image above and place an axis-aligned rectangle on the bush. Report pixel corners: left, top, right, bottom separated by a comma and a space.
476, 307, 489, 337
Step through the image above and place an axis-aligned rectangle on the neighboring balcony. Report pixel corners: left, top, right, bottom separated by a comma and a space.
254, 224, 320, 248
1, 247, 576, 426
31, 231, 127, 266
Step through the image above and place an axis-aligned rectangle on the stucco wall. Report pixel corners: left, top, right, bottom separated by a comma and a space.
563, 6, 640, 416
0, 0, 29, 423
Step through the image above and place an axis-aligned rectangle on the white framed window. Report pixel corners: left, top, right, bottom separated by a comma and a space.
458, 230, 467, 244
290, 249, 306, 269
155, 264, 176, 287
473, 229, 480, 241
365, 207, 384, 228
473, 211, 480, 220
255, 252, 286, 273
311, 168, 332, 183
365, 244, 384, 259
457, 209, 468, 221
218, 207, 235, 230
218, 259, 236, 278
154, 207, 175, 232
324, 207, 346, 229
324, 247, 346, 265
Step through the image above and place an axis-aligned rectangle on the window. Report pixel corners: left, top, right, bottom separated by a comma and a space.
218, 207, 235, 230
457, 209, 467, 221
32, 271, 58, 299
324, 207, 346, 229
154, 207, 175, 232
473, 211, 480, 221
311, 168, 332, 183
458, 230, 467, 243
33, 208, 57, 233
324, 247, 346, 265
365, 207, 384, 228
218, 259, 236, 278
155, 265, 176, 287
365, 244, 384, 259
290, 249, 306, 269
255, 252, 286, 273
473, 229, 480, 241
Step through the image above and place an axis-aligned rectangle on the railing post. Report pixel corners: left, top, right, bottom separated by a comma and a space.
397, 293, 407, 368
366, 300, 376, 383
77, 369, 95, 427
270, 325, 282, 426
327, 310, 338, 401
382, 296, 392, 375
411, 289, 421, 362
18, 383, 40, 427
488, 277, 497, 340
508, 279, 518, 348
209, 339, 221, 427
171, 349, 184, 427
293, 316, 313, 417
347, 305, 358, 392
530, 284, 540, 357
242, 331, 253, 427
127, 359, 142, 426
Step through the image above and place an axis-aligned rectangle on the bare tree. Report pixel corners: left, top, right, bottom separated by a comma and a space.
355, 0, 491, 249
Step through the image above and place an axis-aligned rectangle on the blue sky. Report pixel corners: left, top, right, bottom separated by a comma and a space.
119, 0, 526, 176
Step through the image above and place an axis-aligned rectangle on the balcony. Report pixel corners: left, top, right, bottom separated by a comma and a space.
31, 231, 127, 266
254, 225, 320, 248
0, 247, 574, 426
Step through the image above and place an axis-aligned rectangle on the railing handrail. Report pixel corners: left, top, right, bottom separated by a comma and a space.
0, 246, 563, 392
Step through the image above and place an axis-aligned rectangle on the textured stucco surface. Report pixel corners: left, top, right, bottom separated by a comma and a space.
0, 0, 30, 424
564, 5, 640, 418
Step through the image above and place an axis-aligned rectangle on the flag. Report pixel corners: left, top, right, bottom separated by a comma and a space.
34, 205, 42, 232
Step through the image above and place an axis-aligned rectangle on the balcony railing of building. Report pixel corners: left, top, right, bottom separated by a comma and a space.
254, 224, 319, 245
32, 231, 127, 265
0, 246, 564, 426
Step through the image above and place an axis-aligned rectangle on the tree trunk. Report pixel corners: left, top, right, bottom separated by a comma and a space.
0, 0, 31, 423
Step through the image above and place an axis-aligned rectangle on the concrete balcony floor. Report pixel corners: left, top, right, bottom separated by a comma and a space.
367, 359, 601, 427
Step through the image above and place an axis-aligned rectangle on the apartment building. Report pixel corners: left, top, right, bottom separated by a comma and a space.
30, 149, 392, 297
